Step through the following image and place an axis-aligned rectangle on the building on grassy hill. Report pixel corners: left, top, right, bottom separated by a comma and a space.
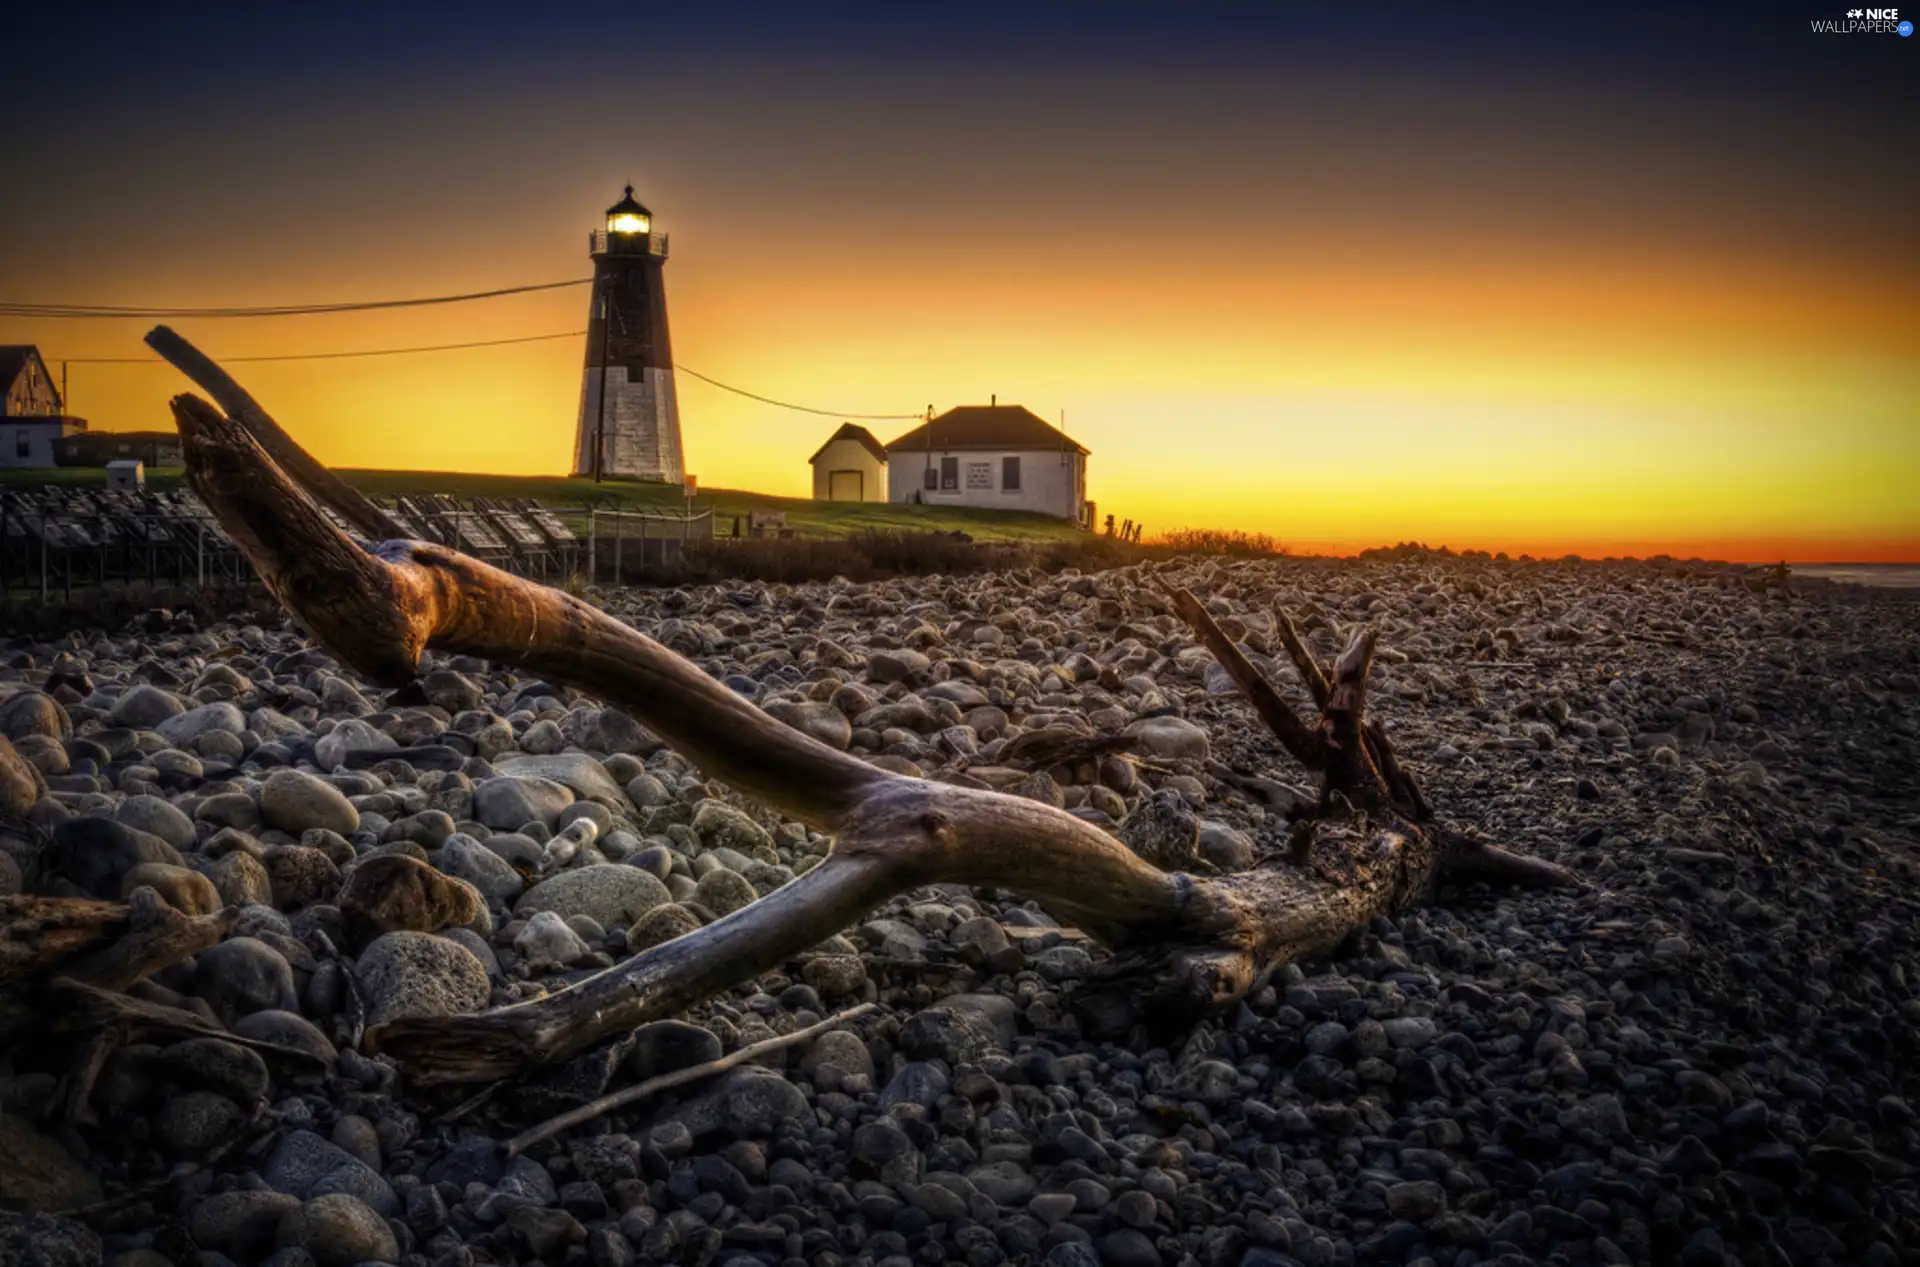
885, 402, 1090, 524
0, 345, 87, 468
55, 430, 183, 468
809, 423, 890, 502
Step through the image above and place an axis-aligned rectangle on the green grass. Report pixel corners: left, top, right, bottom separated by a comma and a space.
3, 467, 1087, 543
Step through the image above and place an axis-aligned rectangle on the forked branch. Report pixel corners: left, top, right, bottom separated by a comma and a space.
156, 327, 1573, 1085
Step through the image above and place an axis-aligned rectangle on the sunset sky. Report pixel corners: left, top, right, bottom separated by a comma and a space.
4, 3, 1915, 560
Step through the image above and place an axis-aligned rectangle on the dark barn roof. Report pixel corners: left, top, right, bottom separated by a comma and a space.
809, 423, 889, 465
885, 405, 1088, 455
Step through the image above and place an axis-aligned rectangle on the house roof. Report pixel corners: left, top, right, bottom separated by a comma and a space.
809, 422, 889, 465
884, 405, 1088, 455
0, 346, 55, 403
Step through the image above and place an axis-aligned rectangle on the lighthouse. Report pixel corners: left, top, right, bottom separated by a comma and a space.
571, 186, 685, 482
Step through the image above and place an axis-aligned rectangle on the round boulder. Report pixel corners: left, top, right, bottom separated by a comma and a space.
194, 936, 300, 1024
156, 702, 246, 749
473, 775, 574, 831
626, 902, 702, 951
515, 863, 670, 929
354, 930, 490, 1028
1125, 714, 1211, 762
433, 833, 523, 902
261, 770, 360, 837
120, 863, 223, 916
276, 1192, 399, 1267
337, 853, 480, 952
108, 684, 187, 730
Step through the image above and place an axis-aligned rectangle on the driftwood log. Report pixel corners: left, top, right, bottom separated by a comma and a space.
148, 324, 1574, 1087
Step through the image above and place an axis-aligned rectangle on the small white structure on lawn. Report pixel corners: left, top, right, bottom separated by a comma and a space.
809, 423, 889, 502
106, 459, 146, 491
885, 403, 1090, 523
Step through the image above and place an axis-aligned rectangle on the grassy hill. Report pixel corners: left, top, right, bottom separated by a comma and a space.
1, 467, 1087, 543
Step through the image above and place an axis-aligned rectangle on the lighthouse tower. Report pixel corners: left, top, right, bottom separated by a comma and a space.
571, 186, 684, 482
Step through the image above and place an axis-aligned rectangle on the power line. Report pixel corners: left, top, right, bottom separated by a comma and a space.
51, 330, 925, 421
0, 277, 591, 319
58, 330, 588, 364
673, 364, 922, 420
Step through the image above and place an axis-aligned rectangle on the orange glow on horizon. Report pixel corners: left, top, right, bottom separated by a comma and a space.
7, 129, 1914, 565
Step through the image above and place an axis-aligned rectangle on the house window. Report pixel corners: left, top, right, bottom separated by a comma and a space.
15, 432, 28, 460
923, 467, 938, 491
940, 456, 959, 490
1002, 456, 1021, 491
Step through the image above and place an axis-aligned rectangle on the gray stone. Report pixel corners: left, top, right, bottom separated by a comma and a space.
232, 1010, 339, 1065
156, 702, 246, 748
0, 692, 69, 741
195, 937, 300, 1024
40, 817, 183, 898
659, 1066, 807, 1139
626, 1019, 724, 1080
516, 864, 670, 928
691, 867, 758, 916
1125, 714, 1210, 762
107, 685, 186, 730
514, 910, 592, 971
434, 833, 523, 901
799, 1029, 874, 1087
1196, 820, 1255, 871
261, 770, 360, 837
867, 649, 930, 684
189, 1190, 303, 1262
276, 1193, 400, 1267
114, 794, 197, 850
354, 931, 490, 1028
473, 775, 575, 830
155, 1090, 246, 1156
262, 1129, 398, 1215
690, 801, 773, 853
494, 753, 633, 811
0, 1112, 102, 1211
313, 719, 397, 770
763, 700, 852, 750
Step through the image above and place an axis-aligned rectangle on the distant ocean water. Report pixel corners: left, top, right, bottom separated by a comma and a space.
1793, 564, 1920, 590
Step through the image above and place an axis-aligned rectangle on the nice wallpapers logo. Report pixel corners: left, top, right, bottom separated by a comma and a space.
1811, 6, 1914, 32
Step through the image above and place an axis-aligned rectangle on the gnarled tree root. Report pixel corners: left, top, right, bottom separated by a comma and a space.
152, 324, 1575, 1086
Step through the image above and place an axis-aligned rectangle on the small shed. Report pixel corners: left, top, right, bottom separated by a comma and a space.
105, 459, 145, 491
809, 423, 889, 502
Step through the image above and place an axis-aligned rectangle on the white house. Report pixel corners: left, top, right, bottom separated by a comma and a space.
886, 403, 1089, 523
808, 423, 889, 502
0, 346, 87, 469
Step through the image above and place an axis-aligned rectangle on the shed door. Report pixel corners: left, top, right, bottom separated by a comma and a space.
828, 470, 863, 501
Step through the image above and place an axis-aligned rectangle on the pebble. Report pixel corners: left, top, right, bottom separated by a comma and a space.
1, 553, 1912, 1267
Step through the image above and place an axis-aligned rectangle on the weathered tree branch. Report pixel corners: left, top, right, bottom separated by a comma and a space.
506, 1003, 875, 1156
1167, 588, 1324, 769
156, 328, 1576, 1085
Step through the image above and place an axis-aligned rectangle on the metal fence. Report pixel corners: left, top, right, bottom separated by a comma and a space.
0, 487, 611, 602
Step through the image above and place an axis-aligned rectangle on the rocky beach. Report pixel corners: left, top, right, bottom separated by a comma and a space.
2, 552, 1916, 1267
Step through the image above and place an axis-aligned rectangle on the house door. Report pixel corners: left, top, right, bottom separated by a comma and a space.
828, 470, 863, 501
